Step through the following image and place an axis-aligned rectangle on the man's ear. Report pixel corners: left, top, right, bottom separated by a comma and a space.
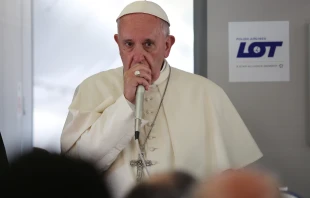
114, 34, 119, 44
164, 35, 175, 58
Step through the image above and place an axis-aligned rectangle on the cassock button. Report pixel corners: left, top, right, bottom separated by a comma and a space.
149, 147, 157, 152
146, 110, 153, 114
145, 97, 153, 102
148, 136, 156, 140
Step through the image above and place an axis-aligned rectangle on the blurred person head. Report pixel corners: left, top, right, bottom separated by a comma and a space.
125, 171, 197, 198
194, 168, 281, 198
0, 149, 111, 198
0, 132, 9, 176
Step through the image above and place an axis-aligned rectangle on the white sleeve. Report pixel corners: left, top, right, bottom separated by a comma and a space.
65, 95, 143, 171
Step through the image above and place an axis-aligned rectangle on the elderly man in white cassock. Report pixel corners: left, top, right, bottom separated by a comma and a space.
60, 1, 263, 198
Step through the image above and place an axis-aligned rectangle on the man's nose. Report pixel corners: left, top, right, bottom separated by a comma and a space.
132, 46, 146, 64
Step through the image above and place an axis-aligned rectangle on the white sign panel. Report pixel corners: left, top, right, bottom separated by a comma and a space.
229, 21, 290, 82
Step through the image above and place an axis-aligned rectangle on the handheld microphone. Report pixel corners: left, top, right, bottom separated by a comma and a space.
135, 85, 145, 139
134, 85, 150, 178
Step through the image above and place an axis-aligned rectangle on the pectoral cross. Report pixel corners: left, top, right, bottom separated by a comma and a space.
130, 152, 154, 182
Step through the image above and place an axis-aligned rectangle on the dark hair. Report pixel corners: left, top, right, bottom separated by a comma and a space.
125, 171, 197, 198
0, 150, 110, 198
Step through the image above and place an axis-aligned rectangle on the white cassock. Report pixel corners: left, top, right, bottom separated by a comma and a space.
60, 60, 263, 198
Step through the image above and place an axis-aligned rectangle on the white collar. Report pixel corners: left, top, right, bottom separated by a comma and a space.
152, 60, 170, 86
160, 61, 166, 72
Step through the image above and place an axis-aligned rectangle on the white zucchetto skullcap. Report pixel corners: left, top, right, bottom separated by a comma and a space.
116, 1, 170, 26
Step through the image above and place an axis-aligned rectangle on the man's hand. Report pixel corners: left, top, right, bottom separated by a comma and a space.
124, 64, 152, 104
